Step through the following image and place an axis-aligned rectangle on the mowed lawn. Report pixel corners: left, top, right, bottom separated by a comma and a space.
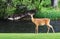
0, 33, 60, 39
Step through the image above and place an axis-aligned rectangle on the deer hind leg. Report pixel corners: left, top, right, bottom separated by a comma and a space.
35, 25, 38, 33
47, 26, 50, 33
47, 24, 55, 33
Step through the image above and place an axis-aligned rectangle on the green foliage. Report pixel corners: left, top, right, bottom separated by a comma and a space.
58, 0, 60, 8
0, 0, 6, 18
35, 8, 60, 20
0, 0, 60, 20
0, 33, 60, 39
12, 0, 21, 7
42, 0, 51, 7
6, 7, 16, 16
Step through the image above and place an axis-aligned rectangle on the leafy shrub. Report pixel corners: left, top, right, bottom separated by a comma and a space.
6, 7, 16, 16
35, 8, 60, 20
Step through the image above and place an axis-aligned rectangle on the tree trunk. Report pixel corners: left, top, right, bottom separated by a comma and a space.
51, 0, 58, 8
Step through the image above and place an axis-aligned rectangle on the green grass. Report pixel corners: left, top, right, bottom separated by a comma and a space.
0, 33, 60, 39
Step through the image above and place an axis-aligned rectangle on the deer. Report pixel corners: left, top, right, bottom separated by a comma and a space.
28, 13, 55, 33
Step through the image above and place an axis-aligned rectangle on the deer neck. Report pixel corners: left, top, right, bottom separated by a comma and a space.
31, 15, 35, 22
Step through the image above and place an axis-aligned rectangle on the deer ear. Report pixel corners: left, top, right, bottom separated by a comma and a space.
32, 13, 35, 15
28, 13, 31, 15
28, 13, 35, 15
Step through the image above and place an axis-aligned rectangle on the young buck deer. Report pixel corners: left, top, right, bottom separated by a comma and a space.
28, 13, 55, 33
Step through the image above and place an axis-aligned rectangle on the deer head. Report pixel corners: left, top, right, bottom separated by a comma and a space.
28, 13, 34, 17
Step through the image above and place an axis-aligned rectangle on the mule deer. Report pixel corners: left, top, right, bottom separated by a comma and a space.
28, 13, 55, 33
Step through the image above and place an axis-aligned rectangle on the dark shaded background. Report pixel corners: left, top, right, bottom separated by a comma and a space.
0, 19, 60, 33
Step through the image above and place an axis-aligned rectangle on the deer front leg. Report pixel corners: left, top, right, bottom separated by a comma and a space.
35, 25, 38, 33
